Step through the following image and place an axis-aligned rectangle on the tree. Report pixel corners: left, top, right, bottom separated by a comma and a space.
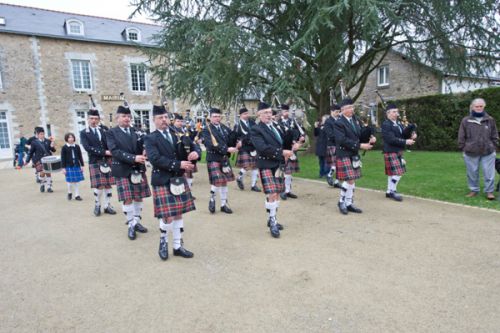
132, 0, 499, 114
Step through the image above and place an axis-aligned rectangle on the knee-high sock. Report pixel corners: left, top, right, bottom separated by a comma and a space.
339, 181, 348, 203
210, 185, 217, 194
172, 219, 183, 249
46, 176, 52, 189
345, 183, 355, 206
123, 204, 135, 227
94, 189, 103, 206
389, 175, 401, 193
159, 218, 172, 240
220, 186, 228, 206
103, 188, 112, 208
67, 182, 73, 194
251, 169, 259, 187
239, 169, 246, 177
328, 166, 336, 177
284, 175, 292, 193
133, 201, 143, 222
187, 178, 193, 189
73, 183, 80, 197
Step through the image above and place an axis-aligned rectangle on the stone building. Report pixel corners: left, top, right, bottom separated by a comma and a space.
0, 3, 193, 163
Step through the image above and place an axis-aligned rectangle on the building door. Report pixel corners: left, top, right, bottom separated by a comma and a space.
0, 111, 13, 159
74, 110, 88, 142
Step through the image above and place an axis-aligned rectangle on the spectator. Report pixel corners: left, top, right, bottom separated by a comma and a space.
314, 115, 329, 178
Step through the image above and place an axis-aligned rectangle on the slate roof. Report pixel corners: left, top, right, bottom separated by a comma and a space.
0, 3, 161, 46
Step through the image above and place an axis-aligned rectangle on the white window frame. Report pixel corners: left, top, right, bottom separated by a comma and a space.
0, 110, 13, 159
132, 109, 151, 133
65, 19, 85, 36
130, 63, 148, 92
71, 59, 93, 92
125, 27, 141, 42
377, 65, 390, 87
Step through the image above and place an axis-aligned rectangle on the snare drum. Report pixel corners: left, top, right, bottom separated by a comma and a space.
41, 156, 62, 173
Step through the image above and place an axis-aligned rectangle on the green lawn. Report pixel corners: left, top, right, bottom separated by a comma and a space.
295, 150, 500, 210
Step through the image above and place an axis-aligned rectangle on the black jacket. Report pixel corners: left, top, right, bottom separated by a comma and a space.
333, 115, 362, 158
234, 119, 256, 153
381, 119, 407, 153
80, 127, 109, 164
26, 139, 56, 164
323, 116, 337, 146
250, 122, 284, 169
314, 126, 328, 157
106, 126, 145, 178
60, 144, 84, 168
202, 123, 234, 162
144, 129, 201, 186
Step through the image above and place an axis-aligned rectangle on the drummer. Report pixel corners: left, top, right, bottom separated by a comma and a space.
26, 127, 56, 193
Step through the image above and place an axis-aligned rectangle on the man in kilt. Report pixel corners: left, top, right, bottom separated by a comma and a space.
144, 106, 200, 260
381, 103, 416, 201
80, 109, 117, 216
171, 113, 199, 193
251, 102, 297, 238
235, 107, 261, 192
333, 98, 376, 215
278, 104, 304, 200
324, 104, 341, 188
202, 108, 240, 214
26, 127, 56, 193
106, 105, 151, 240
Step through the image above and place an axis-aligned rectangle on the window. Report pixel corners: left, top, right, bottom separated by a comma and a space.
130, 64, 147, 92
71, 60, 92, 91
75, 110, 88, 134
65, 19, 84, 36
377, 65, 389, 87
133, 110, 150, 133
0, 17, 5, 26
125, 28, 141, 42
0, 111, 12, 158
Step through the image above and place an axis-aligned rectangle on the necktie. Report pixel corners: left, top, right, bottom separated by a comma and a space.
349, 118, 357, 132
163, 130, 172, 145
269, 125, 282, 144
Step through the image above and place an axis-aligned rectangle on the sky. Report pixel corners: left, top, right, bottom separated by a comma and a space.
0, 0, 155, 24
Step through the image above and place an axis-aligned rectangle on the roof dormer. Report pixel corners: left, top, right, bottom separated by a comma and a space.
123, 27, 141, 42
65, 19, 84, 36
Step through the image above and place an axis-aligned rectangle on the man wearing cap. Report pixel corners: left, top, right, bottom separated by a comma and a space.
333, 98, 376, 214
235, 107, 261, 192
171, 113, 199, 194
202, 108, 239, 214
26, 126, 56, 193
144, 106, 200, 260
80, 109, 117, 216
278, 104, 303, 200
381, 103, 416, 201
251, 102, 297, 238
324, 104, 342, 188
106, 105, 150, 240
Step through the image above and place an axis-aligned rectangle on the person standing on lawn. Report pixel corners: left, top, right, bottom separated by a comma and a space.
458, 98, 498, 200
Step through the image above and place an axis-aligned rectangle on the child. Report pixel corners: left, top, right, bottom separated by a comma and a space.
26, 127, 56, 192
61, 133, 85, 200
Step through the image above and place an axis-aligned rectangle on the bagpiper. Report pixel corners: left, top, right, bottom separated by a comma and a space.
235, 107, 261, 192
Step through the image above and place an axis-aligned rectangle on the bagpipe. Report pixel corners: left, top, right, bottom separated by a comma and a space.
375, 89, 417, 139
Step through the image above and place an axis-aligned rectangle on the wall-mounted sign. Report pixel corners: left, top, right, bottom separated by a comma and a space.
101, 95, 125, 101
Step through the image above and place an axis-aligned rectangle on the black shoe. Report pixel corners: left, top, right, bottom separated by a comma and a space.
209, 197, 216, 213
267, 218, 284, 230
128, 225, 136, 240
236, 177, 244, 190
338, 202, 348, 215
327, 176, 334, 186
75, 196, 82, 201
346, 204, 363, 213
286, 192, 298, 199
251, 185, 262, 192
386, 191, 403, 202
104, 206, 117, 215
220, 205, 233, 214
67, 193, 72, 200
159, 238, 168, 260
280, 192, 287, 200
173, 247, 194, 258
94, 205, 101, 217
134, 222, 148, 233
40, 185, 45, 193
47, 188, 53, 193
269, 218, 280, 238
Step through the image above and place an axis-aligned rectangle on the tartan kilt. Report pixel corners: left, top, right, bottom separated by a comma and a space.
184, 163, 198, 179
235, 151, 257, 170
335, 156, 361, 181
384, 152, 406, 176
259, 168, 284, 194
326, 146, 336, 168
207, 161, 235, 187
153, 180, 195, 218
89, 163, 116, 189
65, 166, 84, 183
116, 175, 151, 202
284, 158, 300, 175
